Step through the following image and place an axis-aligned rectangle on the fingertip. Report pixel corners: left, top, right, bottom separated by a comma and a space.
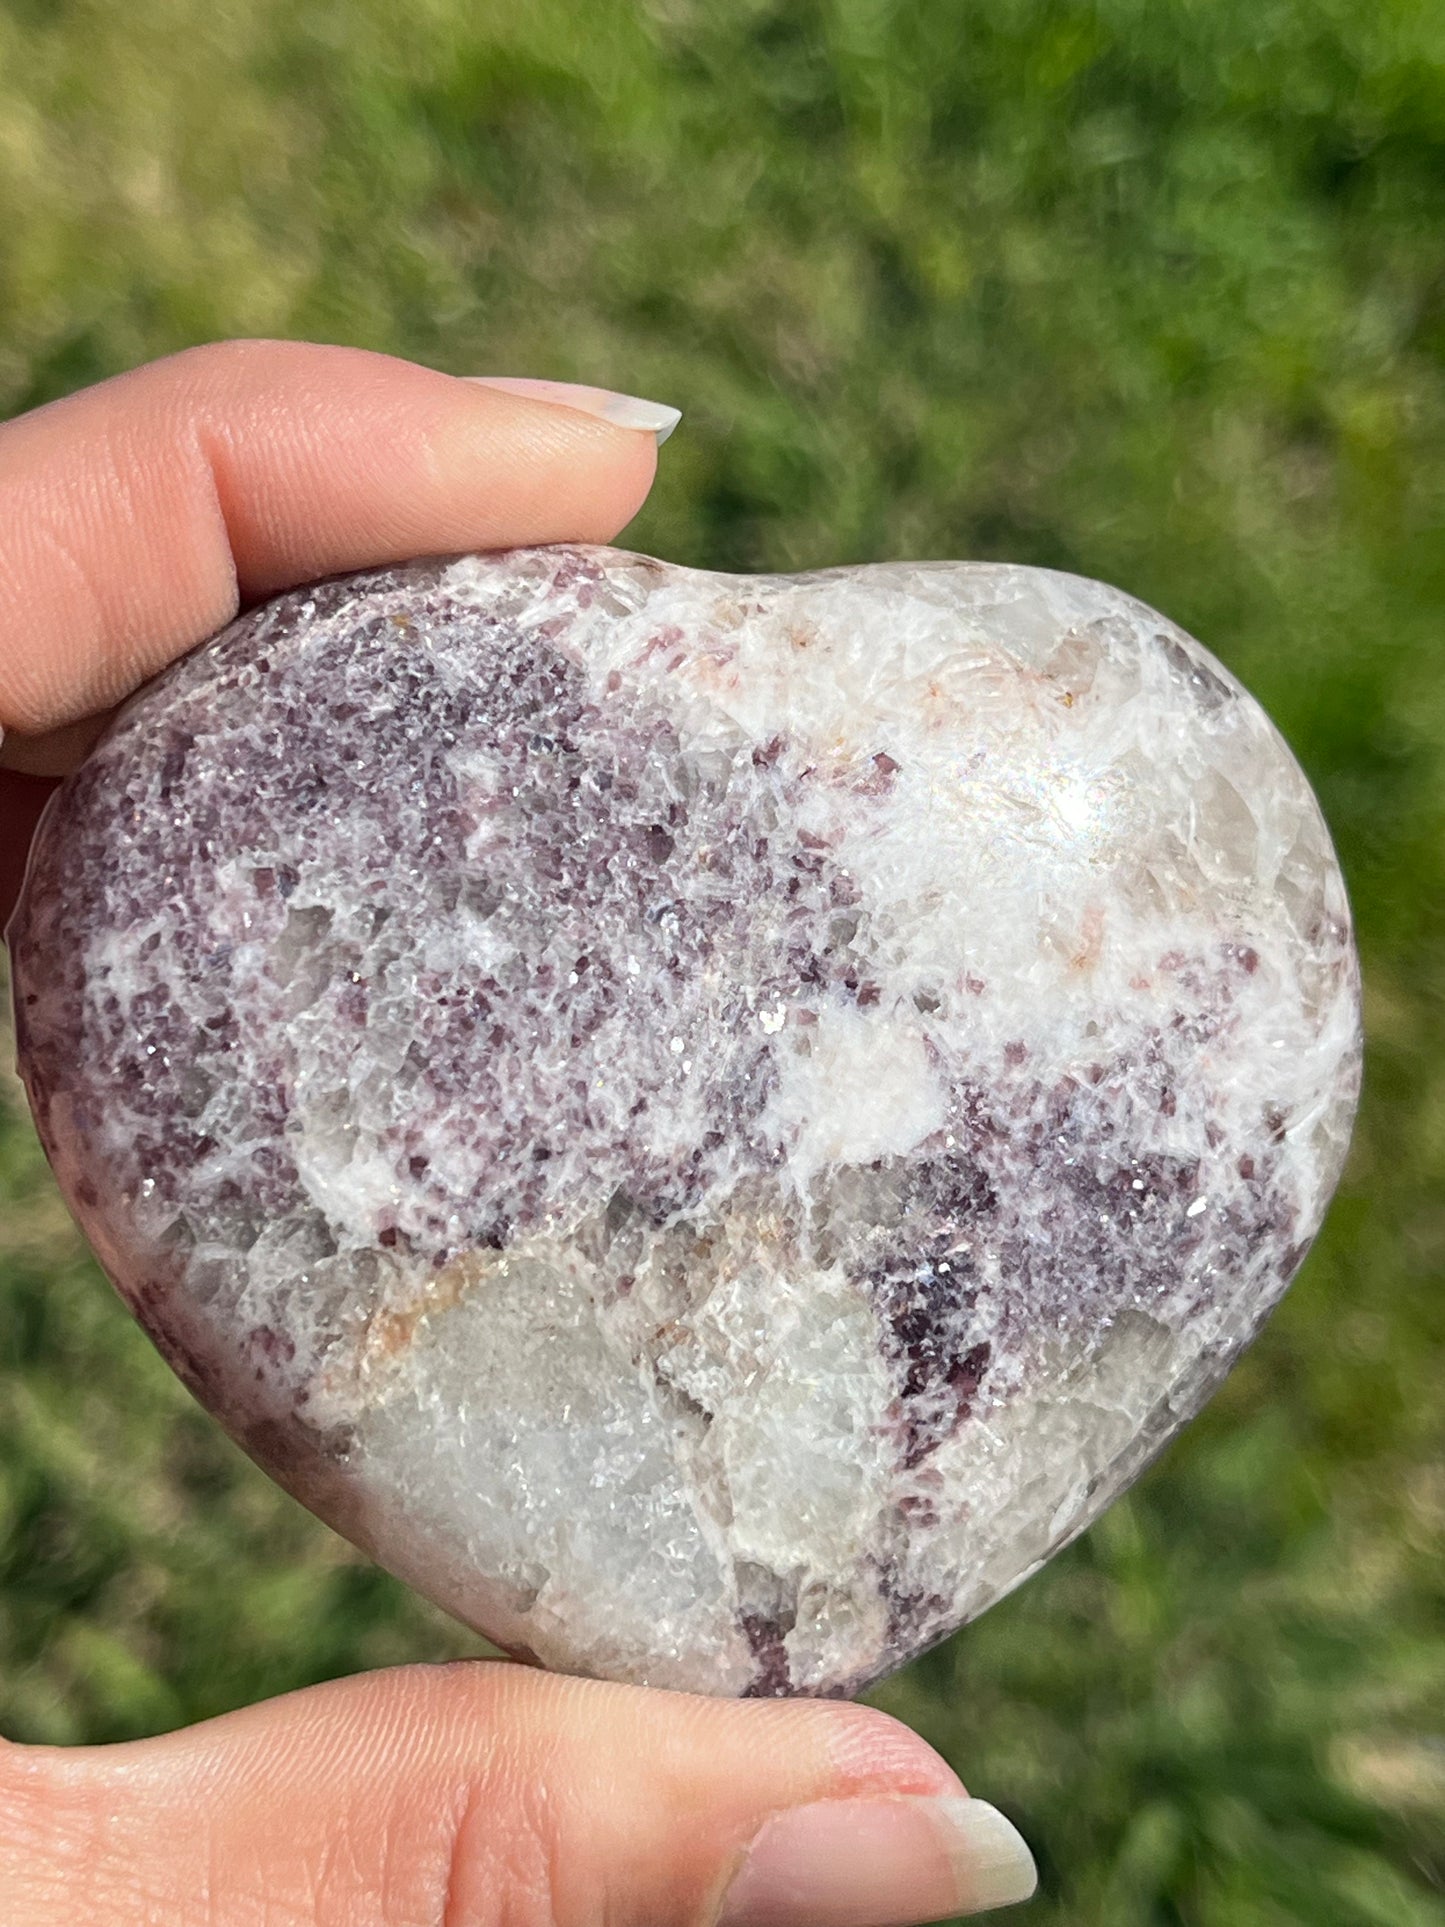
430, 376, 663, 547
818, 1702, 968, 1800
715, 1794, 1037, 1926
464, 376, 682, 444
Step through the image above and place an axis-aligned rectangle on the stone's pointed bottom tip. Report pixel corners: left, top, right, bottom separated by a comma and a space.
7, 543, 1362, 1699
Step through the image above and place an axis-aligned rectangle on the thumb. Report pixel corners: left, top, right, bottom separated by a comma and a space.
0, 338, 664, 745
0, 1661, 1037, 1926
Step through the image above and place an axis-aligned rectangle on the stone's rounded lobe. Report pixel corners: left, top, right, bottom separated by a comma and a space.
8, 546, 1361, 1697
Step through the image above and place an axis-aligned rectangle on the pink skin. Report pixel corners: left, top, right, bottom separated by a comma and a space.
0, 342, 1037, 1926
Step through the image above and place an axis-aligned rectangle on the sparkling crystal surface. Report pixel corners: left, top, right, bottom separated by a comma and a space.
8, 546, 1362, 1696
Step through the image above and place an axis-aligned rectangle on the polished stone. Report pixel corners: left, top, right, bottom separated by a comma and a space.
8, 547, 1362, 1695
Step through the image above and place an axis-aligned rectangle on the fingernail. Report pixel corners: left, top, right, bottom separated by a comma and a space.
717, 1795, 1037, 1926
465, 376, 682, 443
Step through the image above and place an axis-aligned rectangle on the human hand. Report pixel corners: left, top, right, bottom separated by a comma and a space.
0, 341, 1037, 1926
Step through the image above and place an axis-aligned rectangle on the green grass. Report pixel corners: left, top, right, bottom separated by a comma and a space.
1, 1, 1442, 1919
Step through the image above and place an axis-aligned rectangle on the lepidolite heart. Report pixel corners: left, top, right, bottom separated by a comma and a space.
8, 547, 1360, 1696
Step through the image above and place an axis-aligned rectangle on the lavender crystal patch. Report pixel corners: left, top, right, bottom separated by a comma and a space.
9, 545, 1362, 1696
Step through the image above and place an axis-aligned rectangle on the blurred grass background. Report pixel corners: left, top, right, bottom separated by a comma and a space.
0, 0, 1442, 1919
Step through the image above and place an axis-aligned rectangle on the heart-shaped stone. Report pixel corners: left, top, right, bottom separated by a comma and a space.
8, 547, 1361, 1697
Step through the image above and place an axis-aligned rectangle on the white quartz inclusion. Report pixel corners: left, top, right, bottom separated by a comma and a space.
9, 546, 1362, 1697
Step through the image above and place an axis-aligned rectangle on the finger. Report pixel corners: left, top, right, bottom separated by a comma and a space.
0, 339, 666, 744
0, 1662, 1037, 1927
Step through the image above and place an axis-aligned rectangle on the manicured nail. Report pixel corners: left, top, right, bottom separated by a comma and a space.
465, 376, 682, 443
717, 1795, 1037, 1926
